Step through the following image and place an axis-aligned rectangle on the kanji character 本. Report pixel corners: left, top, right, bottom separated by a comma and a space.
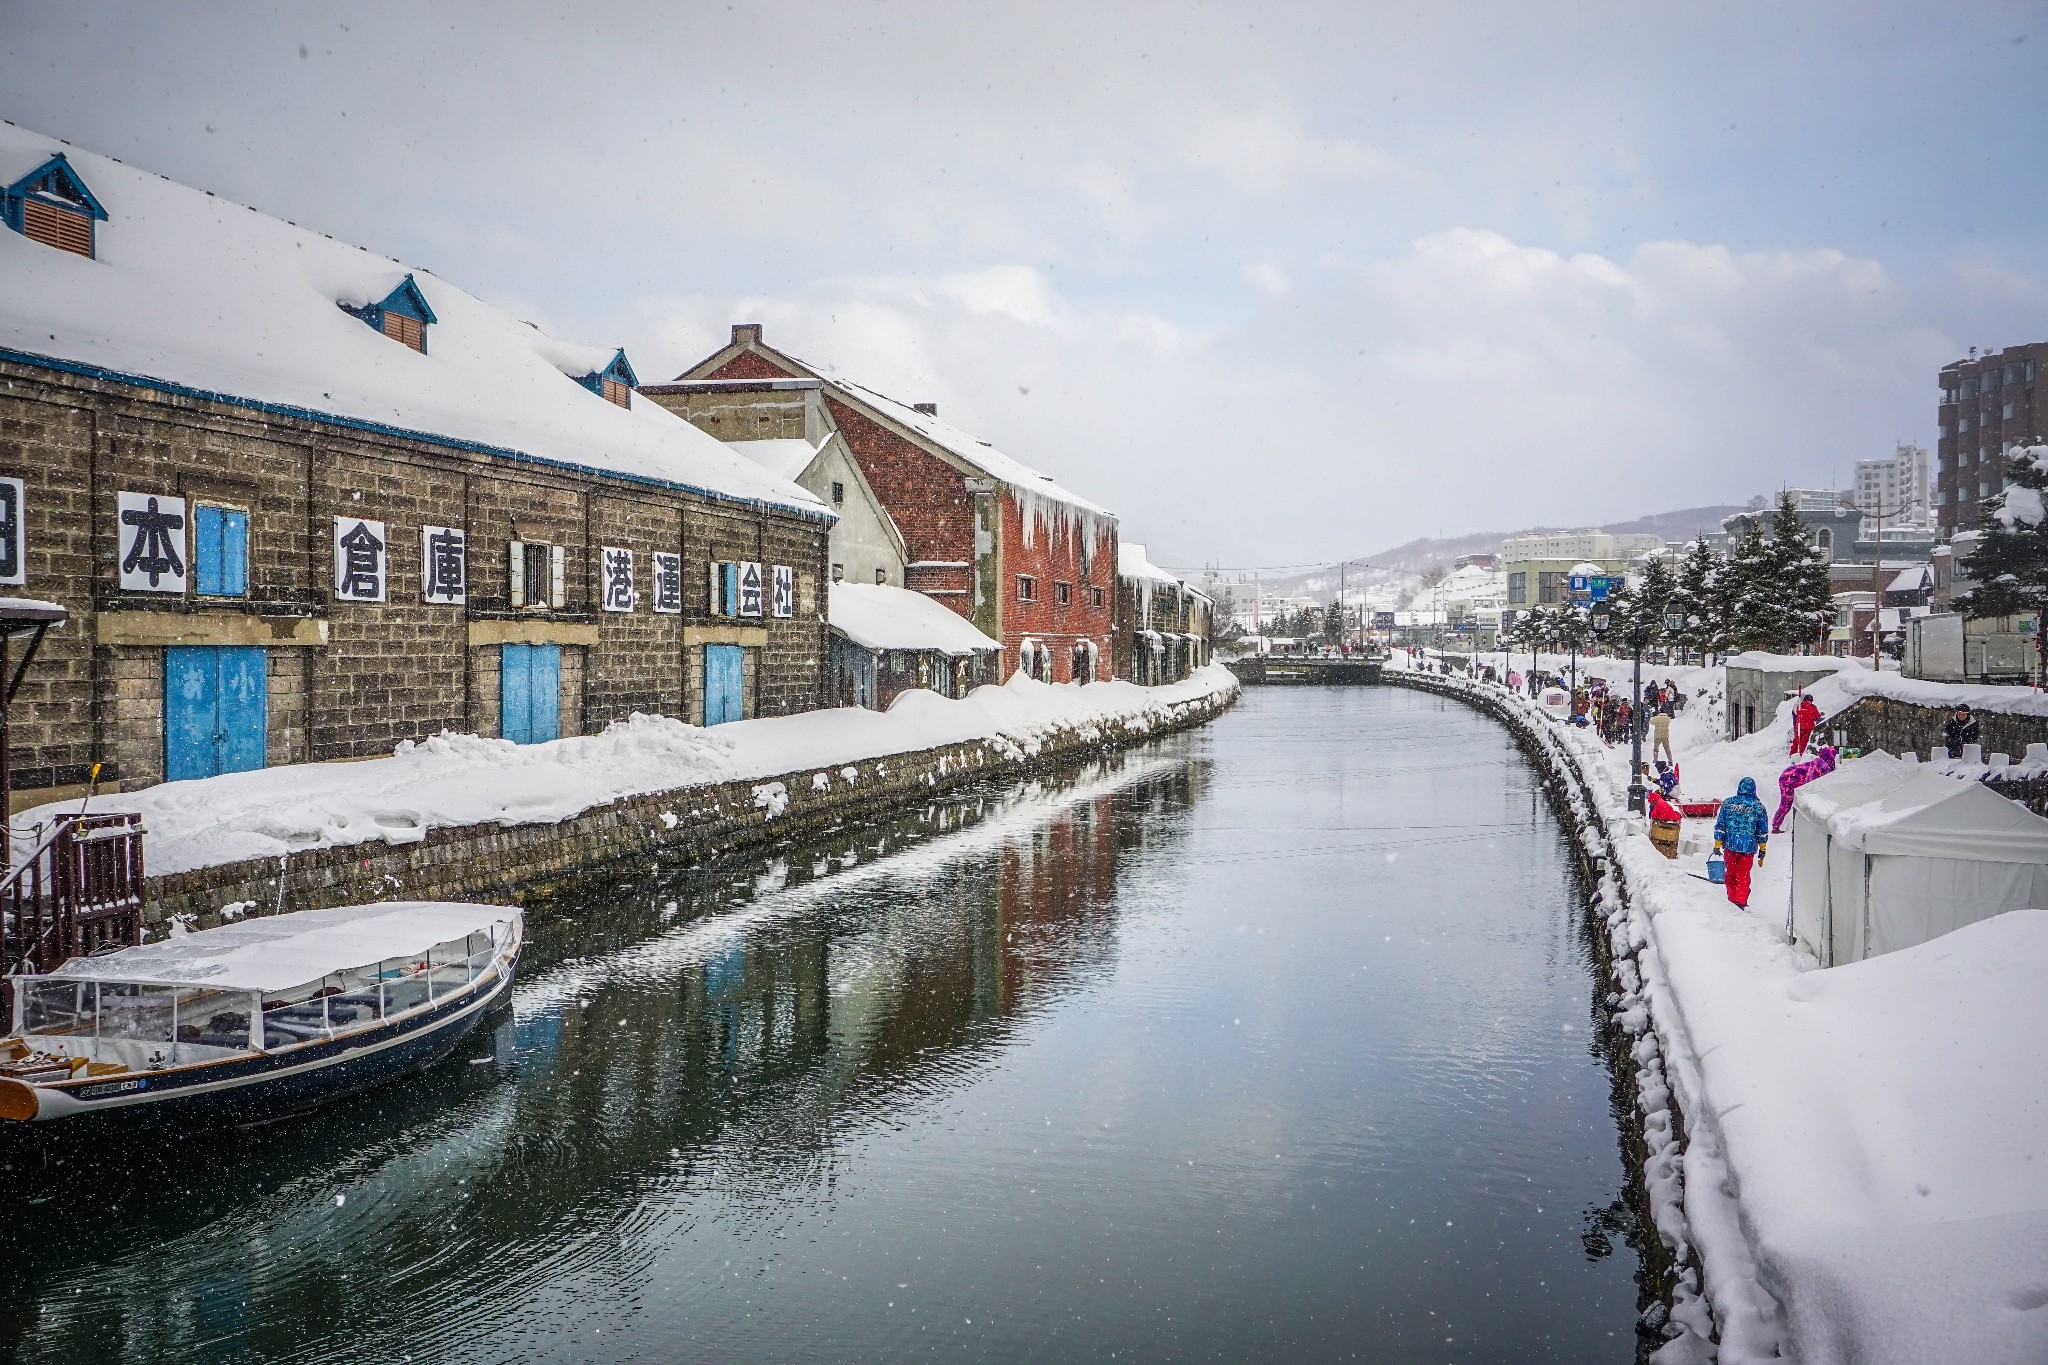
334, 517, 387, 602
602, 546, 635, 612
117, 493, 188, 593
422, 525, 466, 604
120, 494, 186, 589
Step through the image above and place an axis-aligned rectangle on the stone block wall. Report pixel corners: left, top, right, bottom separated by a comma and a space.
0, 357, 833, 806
1827, 694, 2048, 760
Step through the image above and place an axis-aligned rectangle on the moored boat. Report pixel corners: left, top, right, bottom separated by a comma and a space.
0, 901, 522, 1128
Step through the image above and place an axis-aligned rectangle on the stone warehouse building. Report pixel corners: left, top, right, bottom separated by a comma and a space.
664, 326, 1118, 684
1113, 544, 1212, 685
0, 125, 831, 808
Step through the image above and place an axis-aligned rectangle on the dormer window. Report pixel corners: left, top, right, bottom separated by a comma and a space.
576, 349, 639, 409
340, 274, 437, 354
3, 154, 108, 259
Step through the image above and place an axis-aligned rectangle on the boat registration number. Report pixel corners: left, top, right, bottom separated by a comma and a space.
78, 1078, 148, 1099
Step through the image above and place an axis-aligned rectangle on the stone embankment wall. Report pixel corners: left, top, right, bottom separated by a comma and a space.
1827, 693, 2048, 760
1381, 671, 1700, 1347
148, 685, 1237, 931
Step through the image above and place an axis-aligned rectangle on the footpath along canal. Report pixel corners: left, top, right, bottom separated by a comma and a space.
0, 685, 1654, 1362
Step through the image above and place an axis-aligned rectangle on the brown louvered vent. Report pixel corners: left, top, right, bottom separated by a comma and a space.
23, 200, 93, 258
382, 312, 425, 352
602, 376, 631, 408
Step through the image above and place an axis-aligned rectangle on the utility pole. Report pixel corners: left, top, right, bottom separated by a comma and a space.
1865, 495, 1909, 661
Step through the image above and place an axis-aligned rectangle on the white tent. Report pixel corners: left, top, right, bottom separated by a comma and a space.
1788, 752, 1916, 962
1794, 764, 2048, 964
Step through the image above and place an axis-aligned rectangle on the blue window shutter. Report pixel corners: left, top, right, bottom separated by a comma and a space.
193, 506, 248, 597
722, 563, 739, 617
194, 505, 223, 596
220, 509, 248, 596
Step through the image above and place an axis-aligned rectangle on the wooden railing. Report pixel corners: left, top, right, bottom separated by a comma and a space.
1, 813, 146, 1015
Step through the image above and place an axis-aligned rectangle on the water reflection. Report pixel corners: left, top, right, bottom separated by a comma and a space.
0, 689, 1643, 1364
0, 753, 1198, 1363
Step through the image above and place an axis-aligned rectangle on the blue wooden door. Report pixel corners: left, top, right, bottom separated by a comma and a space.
704, 644, 744, 726
530, 646, 560, 743
164, 646, 267, 781
501, 644, 561, 744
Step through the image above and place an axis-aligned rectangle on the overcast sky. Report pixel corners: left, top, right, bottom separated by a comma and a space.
5, 2, 2043, 567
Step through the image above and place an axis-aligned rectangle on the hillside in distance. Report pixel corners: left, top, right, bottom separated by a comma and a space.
1196, 504, 1747, 604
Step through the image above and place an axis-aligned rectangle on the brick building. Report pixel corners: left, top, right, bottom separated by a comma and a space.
0, 125, 831, 808
670, 326, 1117, 683
1937, 342, 2046, 538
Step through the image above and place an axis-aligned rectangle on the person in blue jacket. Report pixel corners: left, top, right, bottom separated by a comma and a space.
1712, 776, 1770, 909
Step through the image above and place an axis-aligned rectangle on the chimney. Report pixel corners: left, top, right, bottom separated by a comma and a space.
912, 402, 938, 416
732, 322, 763, 348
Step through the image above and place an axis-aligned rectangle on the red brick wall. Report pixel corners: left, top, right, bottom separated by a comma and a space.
822, 397, 977, 606
1000, 494, 1115, 682
702, 350, 800, 383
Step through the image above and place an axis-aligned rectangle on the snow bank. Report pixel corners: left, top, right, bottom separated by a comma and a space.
18, 667, 1237, 877
1416, 666, 2048, 1364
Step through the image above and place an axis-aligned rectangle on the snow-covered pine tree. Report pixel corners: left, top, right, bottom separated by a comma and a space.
1958, 443, 2048, 686
1763, 491, 1832, 653
1670, 539, 1721, 664
1721, 516, 1773, 653
1632, 554, 1679, 661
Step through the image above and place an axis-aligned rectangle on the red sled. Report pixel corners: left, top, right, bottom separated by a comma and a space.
1680, 800, 1722, 819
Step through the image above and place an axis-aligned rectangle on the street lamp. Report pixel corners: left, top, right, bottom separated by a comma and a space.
1593, 600, 1652, 815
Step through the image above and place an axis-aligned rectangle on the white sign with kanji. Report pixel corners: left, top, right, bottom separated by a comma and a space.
601, 546, 636, 612
737, 560, 764, 617
333, 516, 388, 603
771, 564, 794, 618
652, 552, 683, 614
421, 525, 466, 605
118, 491, 188, 594
0, 478, 24, 587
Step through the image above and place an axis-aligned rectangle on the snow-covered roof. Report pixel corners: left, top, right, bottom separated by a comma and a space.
1827, 769, 2048, 859
725, 436, 824, 484
46, 901, 518, 994
1117, 542, 1182, 588
1888, 564, 1933, 593
829, 582, 1000, 656
829, 378, 1112, 522
0, 123, 824, 518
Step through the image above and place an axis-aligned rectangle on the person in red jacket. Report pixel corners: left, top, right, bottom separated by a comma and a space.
1789, 692, 1823, 755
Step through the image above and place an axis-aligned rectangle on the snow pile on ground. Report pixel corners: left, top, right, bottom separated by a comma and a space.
1413, 654, 2048, 1363
17, 667, 1237, 877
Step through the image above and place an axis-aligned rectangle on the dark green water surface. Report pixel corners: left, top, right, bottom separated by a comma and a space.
0, 686, 1646, 1362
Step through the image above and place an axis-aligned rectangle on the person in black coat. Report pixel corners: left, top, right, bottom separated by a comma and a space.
1943, 704, 1981, 758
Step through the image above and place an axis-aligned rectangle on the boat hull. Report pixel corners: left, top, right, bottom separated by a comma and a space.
5, 954, 517, 1132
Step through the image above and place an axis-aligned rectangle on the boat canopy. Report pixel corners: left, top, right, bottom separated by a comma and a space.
44, 902, 518, 994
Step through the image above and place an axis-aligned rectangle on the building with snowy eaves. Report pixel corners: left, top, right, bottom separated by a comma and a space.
658, 325, 1117, 686
0, 123, 836, 803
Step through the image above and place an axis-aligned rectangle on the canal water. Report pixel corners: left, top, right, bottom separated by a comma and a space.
0, 686, 1647, 1362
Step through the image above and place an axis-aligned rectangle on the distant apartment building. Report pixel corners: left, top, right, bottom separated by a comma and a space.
1936, 343, 2047, 537
1853, 443, 1931, 529
1500, 531, 1662, 607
